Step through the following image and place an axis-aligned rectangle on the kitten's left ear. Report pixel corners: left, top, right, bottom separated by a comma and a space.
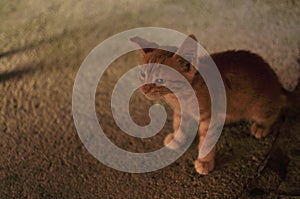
174, 34, 198, 66
130, 36, 159, 55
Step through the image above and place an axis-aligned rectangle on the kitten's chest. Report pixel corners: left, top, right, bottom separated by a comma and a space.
163, 94, 180, 110
163, 93, 200, 119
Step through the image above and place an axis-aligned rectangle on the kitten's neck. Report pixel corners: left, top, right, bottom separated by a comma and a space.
191, 71, 207, 91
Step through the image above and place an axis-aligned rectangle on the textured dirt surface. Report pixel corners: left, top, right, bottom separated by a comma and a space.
1, 1, 300, 198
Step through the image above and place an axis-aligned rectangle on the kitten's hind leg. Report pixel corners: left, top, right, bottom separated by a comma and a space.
250, 111, 279, 139
251, 122, 267, 139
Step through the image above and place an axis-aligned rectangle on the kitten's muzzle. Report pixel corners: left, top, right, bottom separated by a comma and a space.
140, 83, 155, 94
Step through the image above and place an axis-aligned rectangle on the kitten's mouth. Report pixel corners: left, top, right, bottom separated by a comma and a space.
143, 92, 162, 100
140, 84, 170, 100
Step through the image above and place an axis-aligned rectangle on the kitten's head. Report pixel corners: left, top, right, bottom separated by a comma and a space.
131, 35, 198, 100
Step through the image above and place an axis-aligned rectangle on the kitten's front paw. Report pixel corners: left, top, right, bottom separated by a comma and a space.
164, 133, 181, 150
194, 159, 214, 175
251, 123, 268, 139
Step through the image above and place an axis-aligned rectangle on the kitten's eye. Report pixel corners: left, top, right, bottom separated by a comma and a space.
155, 78, 166, 84
140, 70, 146, 78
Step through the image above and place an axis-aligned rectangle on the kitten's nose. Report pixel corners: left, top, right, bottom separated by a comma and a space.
141, 84, 155, 94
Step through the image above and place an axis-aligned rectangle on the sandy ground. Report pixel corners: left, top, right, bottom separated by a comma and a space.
1, 0, 300, 198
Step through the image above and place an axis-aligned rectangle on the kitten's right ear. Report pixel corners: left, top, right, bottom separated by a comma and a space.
130, 36, 159, 55
174, 34, 198, 66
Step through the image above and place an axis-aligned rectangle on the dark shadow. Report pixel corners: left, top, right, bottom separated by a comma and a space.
267, 147, 290, 179
0, 66, 34, 82
295, 77, 300, 91
0, 32, 66, 59
0, 19, 110, 60
0, 20, 113, 60
250, 188, 266, 196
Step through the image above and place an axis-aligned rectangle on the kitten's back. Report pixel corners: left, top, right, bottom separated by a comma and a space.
209, 50, 283, 96
203, 50, 286, 121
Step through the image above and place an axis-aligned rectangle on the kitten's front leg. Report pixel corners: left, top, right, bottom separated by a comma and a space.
194, 120, 215, 175
164, 110, 182, 150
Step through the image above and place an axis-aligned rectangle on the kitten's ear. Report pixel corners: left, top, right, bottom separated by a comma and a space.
174, 34, 198, 66
130, 36, 159, 55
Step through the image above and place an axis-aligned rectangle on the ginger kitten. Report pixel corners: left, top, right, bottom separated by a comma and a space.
131, 35, 300, 175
